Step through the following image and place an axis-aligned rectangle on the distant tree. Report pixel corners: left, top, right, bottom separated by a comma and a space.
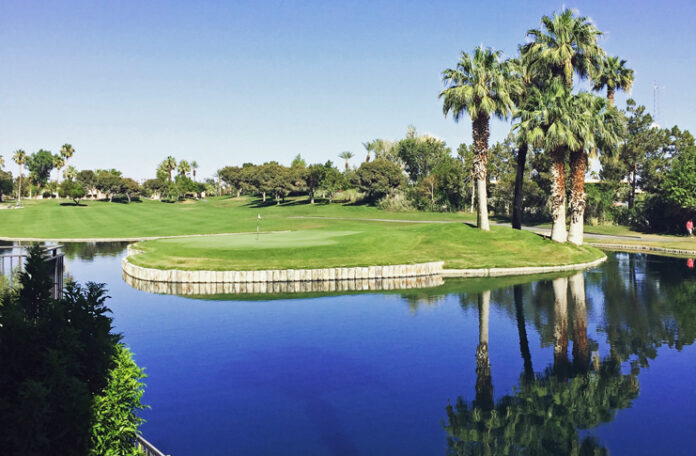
396, 133, 450, 182
592, 56, 634, 106
26, 149, 55, 188
142, 178, 167, 199
121, 178, 141, 203
76, 170, 97, 197
661, 146, 696, 215
162, 156, 176, 183
338, 151, 354, 171
0, 169, 12, 202
60, 143, 75, 168
95, 170, 123, 202
191, 160, 199, 180
319, 162, 344, 202
12, 149, 27, 204
219, 166, 244, 196
355, 158, 405, 203
52, 154, 65, 188
177, 160, 191, 177
305, 164, 327, 204
63, 165, 77, 182
60, 179, 86, 205
291, 154, 307, 168
362, 141, 375, 163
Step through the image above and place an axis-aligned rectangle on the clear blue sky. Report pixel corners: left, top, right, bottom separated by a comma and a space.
2, 0, 694, 180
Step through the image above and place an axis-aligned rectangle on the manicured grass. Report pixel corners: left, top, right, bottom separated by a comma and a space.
0, 197, 474, 239
129, 220, 604, 270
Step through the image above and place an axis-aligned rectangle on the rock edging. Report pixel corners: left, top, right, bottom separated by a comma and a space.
441, 255, 607, 278
588, 243, 696, 257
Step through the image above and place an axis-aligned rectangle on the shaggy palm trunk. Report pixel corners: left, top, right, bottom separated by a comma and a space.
512, 143, 528, 230
550, 147, 568, 243
570, 273, 589, 373
17, 173, 22, 204
472, 115, 490, 231
568, 149, 588, 245
607, 87, 615, 106
514, 284, 534, 381
553, 277, 569, 379
475, 290, 493, 411
345, 160, 349, 171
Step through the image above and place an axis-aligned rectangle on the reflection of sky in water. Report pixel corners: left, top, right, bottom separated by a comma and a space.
58, 247, 696, 456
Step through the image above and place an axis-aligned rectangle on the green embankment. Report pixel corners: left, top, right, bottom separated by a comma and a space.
2, 197, 604, 270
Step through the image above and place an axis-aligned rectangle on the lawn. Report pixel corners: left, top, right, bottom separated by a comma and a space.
0, 197, 473, 240
129, 220, 603, 270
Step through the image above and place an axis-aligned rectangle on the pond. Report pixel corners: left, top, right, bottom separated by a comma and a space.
23, 243, 696, 454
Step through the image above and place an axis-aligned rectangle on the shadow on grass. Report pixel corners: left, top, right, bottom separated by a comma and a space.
60, 202, 88, 207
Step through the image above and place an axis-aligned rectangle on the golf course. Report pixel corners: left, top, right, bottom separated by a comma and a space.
2, 197, 604, 270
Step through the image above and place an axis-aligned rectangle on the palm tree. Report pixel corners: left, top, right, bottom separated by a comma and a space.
441, 46, 515, 231
0, 155, 4, 169
592, 56, 634, 106
567, 93, 624, 245
177, 160, 191, 177
13, 150, 26, 204
164, 156, 176, 183
514, 81, 585, 242
552, 277, 570, 379
191, 160, 199, 181
53, 155, 65, 192
338, 151, 353, 171
63, 165, 77, 181
524, 8, 605, 90
60, 143, 75, 168
569, 273, 590, 373
362, 141, 374, 163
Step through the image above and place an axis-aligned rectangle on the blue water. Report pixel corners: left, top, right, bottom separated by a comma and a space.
63, 246, 696, 455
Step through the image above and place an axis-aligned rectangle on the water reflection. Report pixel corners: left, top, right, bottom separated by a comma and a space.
443, 257, 696, 455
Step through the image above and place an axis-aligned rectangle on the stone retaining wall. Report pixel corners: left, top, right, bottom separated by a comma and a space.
122, 250, 444, 284
123, 272, 445, 295
441, 255, 607, 278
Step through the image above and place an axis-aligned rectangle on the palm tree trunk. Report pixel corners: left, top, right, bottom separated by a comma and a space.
553, 277, 569, 380
472, 115, 490, 231
17, 172, 22, 204
470, 178, 475, 213
550, 147, 568, 242
568, 150, 588, 245
569, 273, 589, 373
345, 160, 349, 171
607, 87, 615, 107
628, 163, 637, 210
514, 284, 534, 381
512, 143, 528, 230
475, 290, 493, 411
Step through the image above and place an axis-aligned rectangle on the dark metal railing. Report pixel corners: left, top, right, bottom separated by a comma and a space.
0, 244, 64, 299
135, 434, 170, 456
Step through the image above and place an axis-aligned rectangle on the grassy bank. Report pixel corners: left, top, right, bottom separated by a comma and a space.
129, 220, 603, 270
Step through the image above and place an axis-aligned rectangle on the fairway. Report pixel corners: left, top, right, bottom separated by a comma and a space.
0, 197, 471, 240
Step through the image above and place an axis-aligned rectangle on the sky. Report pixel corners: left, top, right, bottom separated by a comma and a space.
1, 0, 695, 180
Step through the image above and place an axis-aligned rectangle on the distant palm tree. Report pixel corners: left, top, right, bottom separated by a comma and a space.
60, 143, 75, 167
524, 8, 605, 90
0, 155, 4, 169
191, 160, 199, 180
338, 151, 354, 171
440, 46, 515, 231
178, 160, 191, 177
164, 156, 176, 182
13, 149, 27, 204
53, 155, 65, 187
592, 56, 634, 106
63, 165, 77, 181
362, 141, 375, 163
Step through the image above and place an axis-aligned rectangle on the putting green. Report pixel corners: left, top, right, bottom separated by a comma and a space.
153, 230, 360, 250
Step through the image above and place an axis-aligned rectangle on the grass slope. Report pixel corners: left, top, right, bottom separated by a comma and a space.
129, 220, 602, 270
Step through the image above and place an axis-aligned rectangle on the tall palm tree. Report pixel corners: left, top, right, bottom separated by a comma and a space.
60, 143, 75, 168
524, 8, 605, 90
338, 151, 353, 171
592, 56, 634, 106
514, 81, 585, 242
569, 273, 590, 373
567, 93, 625, 245
441, 46, 515, 231
13, 150, 26, 204
164, 156, 176, 183
191, 160, 199, 181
